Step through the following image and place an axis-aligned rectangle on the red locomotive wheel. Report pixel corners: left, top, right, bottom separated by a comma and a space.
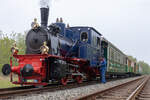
76, 76, 83, 84
61, 77, 68, 85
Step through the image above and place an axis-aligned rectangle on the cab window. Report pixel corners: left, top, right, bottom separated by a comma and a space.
81, 32, 88, 42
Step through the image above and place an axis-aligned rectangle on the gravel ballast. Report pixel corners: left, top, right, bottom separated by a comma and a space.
12, 76, 142, 100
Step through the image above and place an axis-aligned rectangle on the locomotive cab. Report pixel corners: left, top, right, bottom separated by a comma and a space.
69, 27, 102, 67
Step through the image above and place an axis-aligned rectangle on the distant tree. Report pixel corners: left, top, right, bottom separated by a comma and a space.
15, 32, 26, 54
138, 61, 150, 74
0, 31, 26, 74
128, 55, 137, 62
128, 55, 150, 74
0, 30, 3, 39
0, 35, 14, 72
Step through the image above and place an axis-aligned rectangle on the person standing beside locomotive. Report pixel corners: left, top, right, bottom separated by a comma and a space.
99, 57, 107, 83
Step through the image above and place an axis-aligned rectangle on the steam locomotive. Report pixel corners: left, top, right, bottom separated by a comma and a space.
2, 7, 140, 86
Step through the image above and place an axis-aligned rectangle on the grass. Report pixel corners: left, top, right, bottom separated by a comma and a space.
0, 64, 20, 88
0, 75, 19, 88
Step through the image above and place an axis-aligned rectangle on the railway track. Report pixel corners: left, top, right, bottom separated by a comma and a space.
0, 77, 142, 100
0, 86, 34, 92
127, 76, 150, 100
76, 76, 147, 100
0, 80, 102, 99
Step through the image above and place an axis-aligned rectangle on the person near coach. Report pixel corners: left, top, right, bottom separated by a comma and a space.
99, 56, 107, 83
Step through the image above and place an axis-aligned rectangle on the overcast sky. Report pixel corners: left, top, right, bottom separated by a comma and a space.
0, 0, 150, 64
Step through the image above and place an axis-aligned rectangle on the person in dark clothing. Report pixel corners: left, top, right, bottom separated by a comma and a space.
99, 57, 107, 83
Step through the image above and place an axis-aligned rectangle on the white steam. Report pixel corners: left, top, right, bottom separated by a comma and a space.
40, 0, 52, 8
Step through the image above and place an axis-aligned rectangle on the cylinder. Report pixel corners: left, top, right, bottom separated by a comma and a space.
40, 8, 49, 28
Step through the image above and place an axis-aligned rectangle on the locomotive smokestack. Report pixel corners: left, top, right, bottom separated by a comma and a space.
40, 0, 51, 27
40, 8, 49, 27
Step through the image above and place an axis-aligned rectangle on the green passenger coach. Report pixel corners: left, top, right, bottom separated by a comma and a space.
101, 37, 140, 77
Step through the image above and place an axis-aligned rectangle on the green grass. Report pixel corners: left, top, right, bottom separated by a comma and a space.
0, 64, 19, 88
0, 75, 19, 88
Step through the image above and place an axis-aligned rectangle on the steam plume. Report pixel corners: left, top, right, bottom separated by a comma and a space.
40, 0, 52, 8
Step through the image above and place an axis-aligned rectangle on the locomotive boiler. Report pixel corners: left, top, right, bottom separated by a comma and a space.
26, 8, 73, 56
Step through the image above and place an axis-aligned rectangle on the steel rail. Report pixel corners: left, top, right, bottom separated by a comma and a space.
0, 76, 144, 99
0, 80, 103, 99
0, 86, 34, 92
126, 76, 149, 100
75, 76, 144, 100
0, 76, 128, 99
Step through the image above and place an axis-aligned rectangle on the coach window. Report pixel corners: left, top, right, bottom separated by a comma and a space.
81, 32, 88, 42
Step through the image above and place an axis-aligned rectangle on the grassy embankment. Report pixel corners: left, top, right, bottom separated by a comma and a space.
0, 63, 19, 88
0, 74, 19, 88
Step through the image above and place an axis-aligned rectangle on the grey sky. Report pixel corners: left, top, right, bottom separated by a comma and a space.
0, 0, 150, 64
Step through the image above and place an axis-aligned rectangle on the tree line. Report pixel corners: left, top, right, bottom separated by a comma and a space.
0, 31, 26, 74
128, 55, 150, 74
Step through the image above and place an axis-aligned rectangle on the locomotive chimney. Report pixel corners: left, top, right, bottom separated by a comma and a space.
40, 7, 49, 27
40, 0, 51, 28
